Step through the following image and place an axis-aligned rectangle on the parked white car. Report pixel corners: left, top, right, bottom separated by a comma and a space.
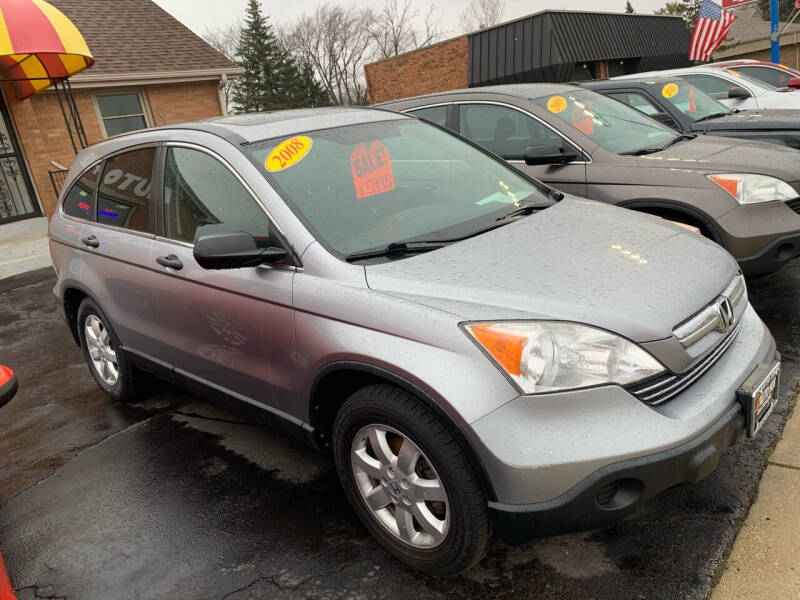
614, 65, 800, 110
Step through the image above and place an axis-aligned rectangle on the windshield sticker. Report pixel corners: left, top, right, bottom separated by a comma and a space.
728, 69, 741, 77
572, 102, 594, 135
350, 141, 395, 199
662, 83, 679, 98
547, 95, 567, 113
266, 136, 313, 172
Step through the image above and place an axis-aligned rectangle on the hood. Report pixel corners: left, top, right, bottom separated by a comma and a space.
365, 198, 737, 343
634, 135, 800, 179
690, 109, 800, 132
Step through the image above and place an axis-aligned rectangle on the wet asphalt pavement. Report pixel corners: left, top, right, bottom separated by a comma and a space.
0, 266, 798, 600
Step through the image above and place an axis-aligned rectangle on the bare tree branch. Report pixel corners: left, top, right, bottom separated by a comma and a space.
284, 4, 375, 105
202, 21, 242, 109
459, 0, 506, 32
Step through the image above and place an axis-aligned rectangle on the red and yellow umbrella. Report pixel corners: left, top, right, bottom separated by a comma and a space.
0, 0, 92, 99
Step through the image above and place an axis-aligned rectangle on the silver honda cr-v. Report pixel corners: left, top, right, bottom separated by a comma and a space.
49, 107, 780, 576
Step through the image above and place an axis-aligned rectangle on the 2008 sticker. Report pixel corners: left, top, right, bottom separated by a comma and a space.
266, 136, 313, 172
662, 83, 679, 98
547, 96, 567, 113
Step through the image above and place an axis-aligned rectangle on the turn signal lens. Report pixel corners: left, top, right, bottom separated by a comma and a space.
468, 323, 527, 375
709, 175, 739, 198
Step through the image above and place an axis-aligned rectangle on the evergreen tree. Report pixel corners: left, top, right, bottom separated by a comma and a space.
625, 1, 635, 14
232, 0, 330, 112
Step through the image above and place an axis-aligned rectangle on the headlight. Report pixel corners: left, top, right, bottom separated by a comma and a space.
708, 173, 796, 205
464, 321, 665, 394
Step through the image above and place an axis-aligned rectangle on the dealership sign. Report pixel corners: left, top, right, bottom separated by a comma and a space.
721, 0, 757, 8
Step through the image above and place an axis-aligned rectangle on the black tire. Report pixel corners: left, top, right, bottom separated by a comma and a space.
333, 384, 489, 576
76, 297, 140, 403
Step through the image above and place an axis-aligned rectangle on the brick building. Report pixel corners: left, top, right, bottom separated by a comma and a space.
365, 10, 691, 104
0, 0, 241, 230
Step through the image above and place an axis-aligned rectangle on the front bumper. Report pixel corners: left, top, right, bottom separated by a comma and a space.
489, 400, 746, 544
468, 305, 777, 543
716, 200, 800, 276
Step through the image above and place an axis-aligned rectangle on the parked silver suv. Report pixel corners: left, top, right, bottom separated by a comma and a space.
49, 108, 780, 575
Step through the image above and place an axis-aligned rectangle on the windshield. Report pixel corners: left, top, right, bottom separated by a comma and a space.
533, 89, 676, 154
654, 80, 730, 122
244, 119, 549, 257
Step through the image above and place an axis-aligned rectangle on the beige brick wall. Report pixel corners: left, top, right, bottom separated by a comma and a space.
365, 36, 469, 104
3, 80, 222, 217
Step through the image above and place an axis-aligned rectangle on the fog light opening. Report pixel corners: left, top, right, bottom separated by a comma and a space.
773, 242, 797, 263
596, 478, 644, 511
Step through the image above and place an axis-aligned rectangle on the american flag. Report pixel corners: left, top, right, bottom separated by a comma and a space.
689, 0, 737, 62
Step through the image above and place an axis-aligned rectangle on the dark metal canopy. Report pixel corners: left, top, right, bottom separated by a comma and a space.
468, 11, 692, 86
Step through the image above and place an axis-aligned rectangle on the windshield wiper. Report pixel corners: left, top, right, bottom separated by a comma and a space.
660, 133, 696, 148
620, 133, 696, 156
345, 241, 448, 262
694, 112, 730, 123
495, 201, 548, 221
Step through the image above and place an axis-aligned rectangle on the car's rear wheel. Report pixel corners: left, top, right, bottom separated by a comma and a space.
77, 298, 140, 403
333, 384, 489, 575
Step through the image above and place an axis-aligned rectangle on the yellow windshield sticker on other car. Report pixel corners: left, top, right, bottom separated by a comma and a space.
266, 136, 313, 172
728, 69, 741, 77
547, 95, 567, 113
662, 82, 679, 98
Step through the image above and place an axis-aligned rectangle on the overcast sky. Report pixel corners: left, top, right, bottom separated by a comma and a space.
153, 0, 669, 40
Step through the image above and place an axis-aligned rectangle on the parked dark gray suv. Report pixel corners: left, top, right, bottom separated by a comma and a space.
380, 84, 800, 276
49, 108, 780, 575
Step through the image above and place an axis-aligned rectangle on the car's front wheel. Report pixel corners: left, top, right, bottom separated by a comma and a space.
77, 298, 140, 403
333, 384, 489, 575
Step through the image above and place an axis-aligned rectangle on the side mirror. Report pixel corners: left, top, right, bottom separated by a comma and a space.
728, 85, 751, 100
787, 77, 800, 89
194, 232, 288, 270
523, 145, 580, 166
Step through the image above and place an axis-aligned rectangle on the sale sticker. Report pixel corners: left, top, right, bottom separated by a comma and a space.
662, 83, 679, 98
266, 136, 313, 172
350, 141, 395, 199
547, 95, 567, 113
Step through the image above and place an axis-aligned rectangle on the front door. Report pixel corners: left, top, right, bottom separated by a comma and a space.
455, 103, 588, 197
148, 145, 297, 417
0, 94, 39, 225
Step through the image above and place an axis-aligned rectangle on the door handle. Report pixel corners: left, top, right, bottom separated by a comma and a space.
81, 235, 100, 248
156, 254, 183, 270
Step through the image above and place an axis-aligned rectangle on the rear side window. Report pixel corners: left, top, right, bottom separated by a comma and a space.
681, 74, 735, 98
407, 105, 448, 128
607, 92, 660, 115
163, 147, 271, 245
62, 163, 101, 220
97, 148, 155, 232
734, 66, 791, 88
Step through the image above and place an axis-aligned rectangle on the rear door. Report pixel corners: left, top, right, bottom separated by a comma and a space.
78, 145, 159, 355
453, 102, 588, 197
148, 144, 297, 417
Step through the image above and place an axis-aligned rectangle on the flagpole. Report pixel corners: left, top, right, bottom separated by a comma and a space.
771, 0, 780, 62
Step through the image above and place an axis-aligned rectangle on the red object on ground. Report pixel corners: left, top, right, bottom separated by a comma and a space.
0, 366, 17, 409
0, 366, 13, 386
0, 551, 16, 600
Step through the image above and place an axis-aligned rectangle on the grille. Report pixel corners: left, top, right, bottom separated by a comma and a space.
596, 481, 619, 506
628, 321, 741, 406
787, 198, 800, 215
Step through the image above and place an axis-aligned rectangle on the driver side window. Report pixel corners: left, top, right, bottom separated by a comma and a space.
163, 147, 274, 246
458, 103, 571, 160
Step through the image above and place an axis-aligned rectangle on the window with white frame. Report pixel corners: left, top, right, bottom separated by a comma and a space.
95, 92, 150, 137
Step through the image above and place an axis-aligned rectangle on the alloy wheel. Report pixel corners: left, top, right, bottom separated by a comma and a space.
84, 314, 118, 386
351, 424, 449, 548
